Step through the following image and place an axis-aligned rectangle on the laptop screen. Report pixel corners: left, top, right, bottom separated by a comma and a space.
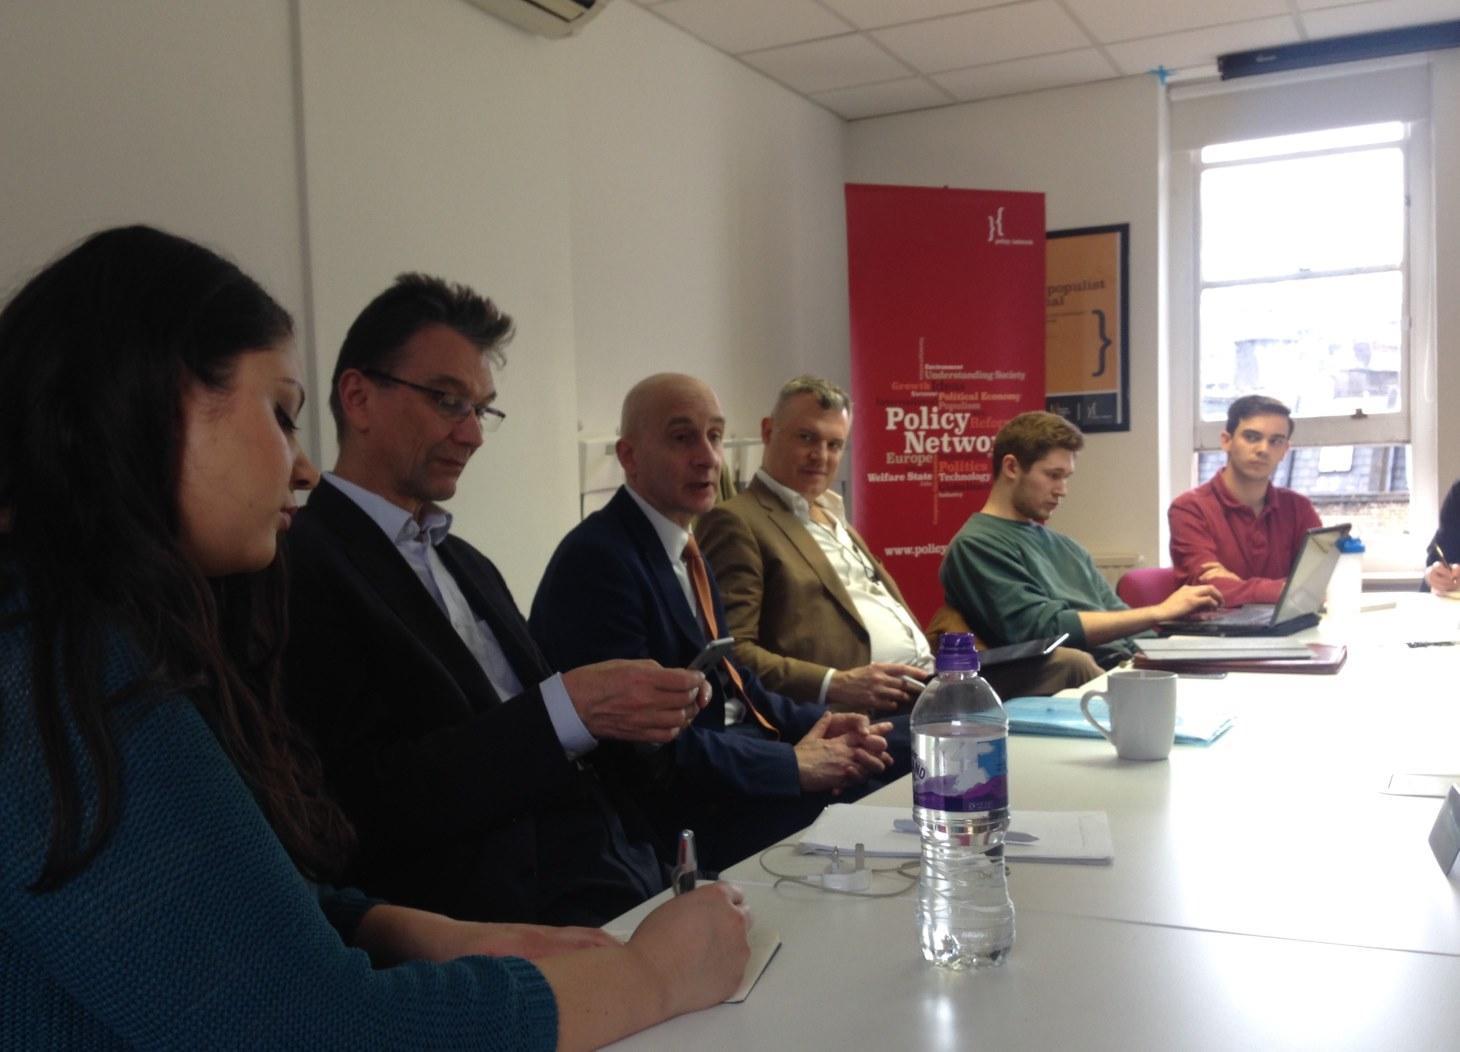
1272, 523, 1352, 622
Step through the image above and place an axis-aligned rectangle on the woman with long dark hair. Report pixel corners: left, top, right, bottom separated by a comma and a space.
0, 226, 749, 1049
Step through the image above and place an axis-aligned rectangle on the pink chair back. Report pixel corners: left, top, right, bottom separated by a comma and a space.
1116, 566, 1181, 608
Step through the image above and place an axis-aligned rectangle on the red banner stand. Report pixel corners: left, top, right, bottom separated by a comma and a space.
845, 183, 1047, 624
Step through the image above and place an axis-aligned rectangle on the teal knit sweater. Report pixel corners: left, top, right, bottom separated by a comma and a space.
1, 583, 558, 1049
940, 512, 1137, 666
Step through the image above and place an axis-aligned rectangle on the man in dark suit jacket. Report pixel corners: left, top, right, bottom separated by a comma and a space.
697, 376, 1101, 709
285, 275, 709, 926
530, 373, 898, 872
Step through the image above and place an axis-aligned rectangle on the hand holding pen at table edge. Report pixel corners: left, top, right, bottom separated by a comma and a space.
548, 830, 749, 1045
620, 830, 752, 1013
1425, 543, 1460, 596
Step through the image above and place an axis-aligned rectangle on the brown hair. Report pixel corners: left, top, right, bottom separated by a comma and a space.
992, 411, 1085, 471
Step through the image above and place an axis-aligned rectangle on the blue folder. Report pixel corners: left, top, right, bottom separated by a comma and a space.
1003, 696, 1235, 746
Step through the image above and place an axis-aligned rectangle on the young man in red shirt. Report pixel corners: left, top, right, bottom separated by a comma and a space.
1169, 395, 1321, 606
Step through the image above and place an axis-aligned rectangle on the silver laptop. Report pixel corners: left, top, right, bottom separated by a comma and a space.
1158, 523, 1351, 637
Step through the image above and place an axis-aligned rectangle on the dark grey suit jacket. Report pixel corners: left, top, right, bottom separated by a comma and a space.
283, 478, 664, 926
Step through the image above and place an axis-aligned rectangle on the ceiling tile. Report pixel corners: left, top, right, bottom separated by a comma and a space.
739, 33, 914, 93
651, 0, 852, 54
934, 47, 1120, 101
1301, 0, 1460, 37
1105, 16, 1301, 75
811, 76, 954, 119
817, 0, 1006, 31
1061, 0, 1292, 43
872, 1, 1093, 73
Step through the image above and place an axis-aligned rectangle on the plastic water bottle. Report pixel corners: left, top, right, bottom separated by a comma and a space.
912, 631, 1014, 969
1325, 534, 1366, 620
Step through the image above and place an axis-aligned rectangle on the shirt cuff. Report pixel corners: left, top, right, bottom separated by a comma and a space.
541, 672, 597, 760
817, 667, 835, 706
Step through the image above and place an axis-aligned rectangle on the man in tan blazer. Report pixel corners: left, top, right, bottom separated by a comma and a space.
696, 376, 1100, 714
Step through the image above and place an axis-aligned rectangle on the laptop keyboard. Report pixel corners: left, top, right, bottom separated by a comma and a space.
1186, 604, 1275, 625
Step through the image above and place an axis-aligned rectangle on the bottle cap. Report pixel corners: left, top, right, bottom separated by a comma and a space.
935, 631, 981, 673
1338, 535, 1365, 554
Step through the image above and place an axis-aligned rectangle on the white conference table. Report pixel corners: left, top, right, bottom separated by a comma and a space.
610, 595, 1460, 1049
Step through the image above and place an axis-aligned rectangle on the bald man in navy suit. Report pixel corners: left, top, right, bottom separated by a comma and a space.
532, 373, 901, 872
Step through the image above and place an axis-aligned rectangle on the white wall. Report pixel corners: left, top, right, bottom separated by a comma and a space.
0, 0, 304, 354
563, 2, 848, 444
0, 0, 844, 604
295, 0, 583, 602
1433, 51, 1460, 504
845, 76, 1169, 566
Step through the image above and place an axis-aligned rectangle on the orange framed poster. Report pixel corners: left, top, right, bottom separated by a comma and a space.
1045, 224, 1129, 432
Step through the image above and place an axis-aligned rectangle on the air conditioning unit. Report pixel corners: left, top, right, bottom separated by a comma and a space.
464, 0, 613, 38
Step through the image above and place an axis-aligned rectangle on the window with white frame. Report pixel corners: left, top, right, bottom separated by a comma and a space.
1193, 121, 1412, 546
1171, 62, 1436, 570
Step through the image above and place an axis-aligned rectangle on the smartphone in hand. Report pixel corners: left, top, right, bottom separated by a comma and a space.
689, 637, 735, 672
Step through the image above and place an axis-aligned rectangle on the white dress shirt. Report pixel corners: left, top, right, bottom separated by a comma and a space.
325, 473, 595, 759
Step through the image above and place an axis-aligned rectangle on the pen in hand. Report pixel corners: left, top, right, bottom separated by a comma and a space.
672, 829, 698, 896
1433, 543, 1459, 590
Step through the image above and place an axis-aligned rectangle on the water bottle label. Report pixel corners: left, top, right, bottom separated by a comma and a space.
912, 735, 1008, 812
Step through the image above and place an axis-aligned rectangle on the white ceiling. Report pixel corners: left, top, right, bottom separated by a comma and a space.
629, 0, 1460, 119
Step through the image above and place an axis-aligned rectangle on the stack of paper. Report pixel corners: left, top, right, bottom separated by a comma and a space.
797, 803, 1113, 864
1132, 639, 1348, 674
1136, 636, 1311, 661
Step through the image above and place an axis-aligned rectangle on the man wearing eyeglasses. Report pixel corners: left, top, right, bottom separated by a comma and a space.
1169, 394, 1321, 606
283, 273, 705, 928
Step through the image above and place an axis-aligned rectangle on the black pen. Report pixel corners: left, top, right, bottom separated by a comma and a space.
671, 829, 698, 895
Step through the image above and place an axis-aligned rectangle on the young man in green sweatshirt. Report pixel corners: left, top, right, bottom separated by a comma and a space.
940, 411, 1222, 668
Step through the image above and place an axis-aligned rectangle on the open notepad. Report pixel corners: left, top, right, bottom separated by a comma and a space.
726, 926, 780, 1003
605, 920, 780, 1004
797, 804, 1113, 864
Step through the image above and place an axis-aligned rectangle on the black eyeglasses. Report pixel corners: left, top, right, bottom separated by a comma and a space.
362, 369, 506, 432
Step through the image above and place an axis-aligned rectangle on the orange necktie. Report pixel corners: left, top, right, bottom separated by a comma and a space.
682, 536, 779, 738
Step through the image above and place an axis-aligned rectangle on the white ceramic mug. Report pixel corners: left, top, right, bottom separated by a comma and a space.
1080, 670, 1178, 761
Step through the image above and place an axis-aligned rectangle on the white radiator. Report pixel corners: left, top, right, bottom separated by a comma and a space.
1090, 552, 1144, 589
